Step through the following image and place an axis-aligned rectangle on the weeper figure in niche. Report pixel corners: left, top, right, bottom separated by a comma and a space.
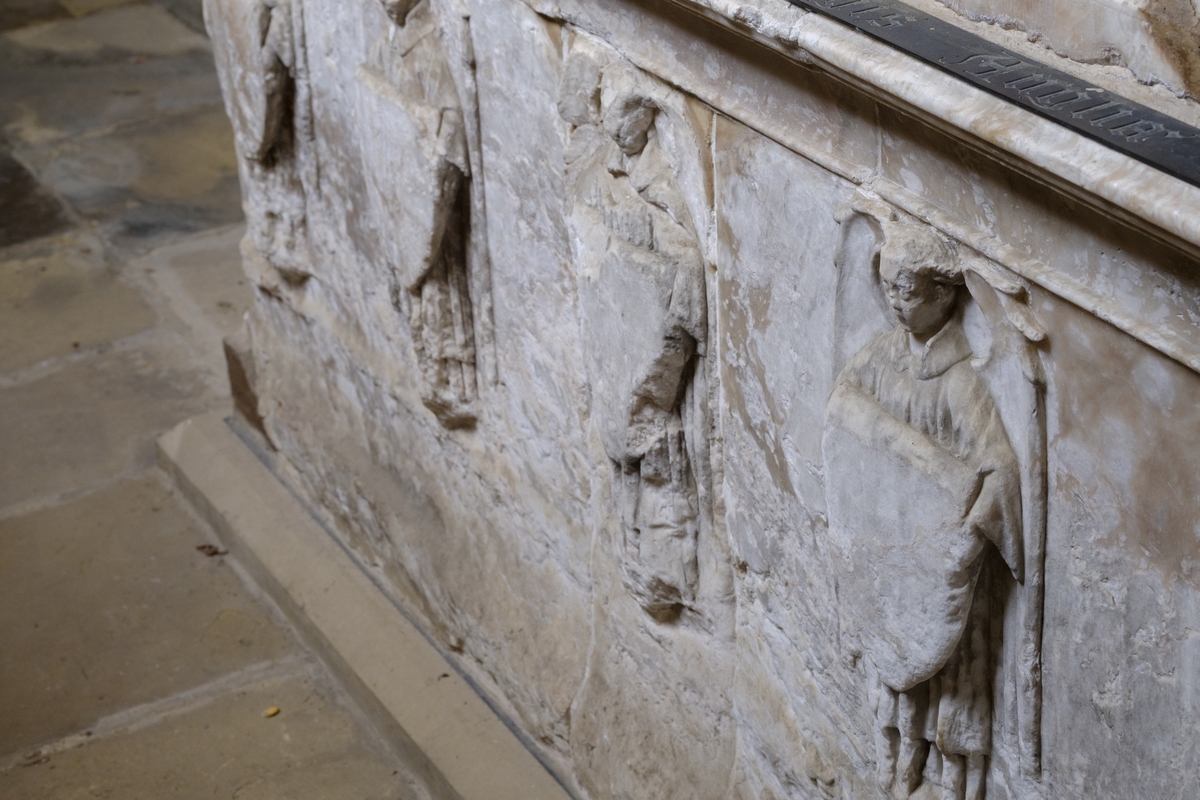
824, 223, 1023, 799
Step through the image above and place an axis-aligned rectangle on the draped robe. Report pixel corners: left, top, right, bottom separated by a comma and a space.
824, 316, 1022, 757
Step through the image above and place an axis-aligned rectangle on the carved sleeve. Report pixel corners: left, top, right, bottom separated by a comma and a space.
951, 370, 1025, 582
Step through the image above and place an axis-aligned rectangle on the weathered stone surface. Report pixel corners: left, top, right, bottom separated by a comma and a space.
0, 337, 218, 510
0, 149, 70, 248
0, 233, 156, 372
15, 104, 242, 249
0, 668, 415, 800
129, 225, 253, 383
921, 0, 1200, 100
203, 0, 1200, 797
713, 117, 866, 798
0, 0, 68, 33
4, 4, 207, 58
0, 476, 294, 756
1036, 290, 1200, 799
0, 48, 223, 147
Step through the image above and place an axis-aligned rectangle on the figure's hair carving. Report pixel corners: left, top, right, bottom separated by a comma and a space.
882, 223, 963, 287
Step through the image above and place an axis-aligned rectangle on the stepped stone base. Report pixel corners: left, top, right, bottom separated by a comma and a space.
158, 411, 572, 800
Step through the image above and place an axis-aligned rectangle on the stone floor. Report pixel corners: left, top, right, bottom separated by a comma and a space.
0, 3, 419, 797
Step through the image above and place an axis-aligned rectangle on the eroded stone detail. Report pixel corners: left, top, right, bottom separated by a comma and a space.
826, 201, 1048, 798
205, 0, 311, 283
203, 1, 1200, 797
560, 40, 710, 620
357, 0, 480, 428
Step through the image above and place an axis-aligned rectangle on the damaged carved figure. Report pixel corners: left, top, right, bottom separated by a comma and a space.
560, 48, 709, 621
359, 0, 479, 428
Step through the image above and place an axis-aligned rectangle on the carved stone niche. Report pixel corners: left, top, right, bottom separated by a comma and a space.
825, 194, 1048, 799
354, 0, 491, 429
559, 38, 712, 621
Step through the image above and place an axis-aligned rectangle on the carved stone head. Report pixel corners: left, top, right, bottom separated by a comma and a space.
879, 225, 963, 339
379, 0, 423, 26
600, 63, 658, 157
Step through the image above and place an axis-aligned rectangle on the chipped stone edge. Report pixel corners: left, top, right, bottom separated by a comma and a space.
157, 411, 575, 800
559, 0, 1200, 375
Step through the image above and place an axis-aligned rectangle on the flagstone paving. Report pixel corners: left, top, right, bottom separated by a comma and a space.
0, 150, 72, 248
0, 4, 421, 798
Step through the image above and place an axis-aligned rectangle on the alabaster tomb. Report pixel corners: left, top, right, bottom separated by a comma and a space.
204, 0, 1200, 796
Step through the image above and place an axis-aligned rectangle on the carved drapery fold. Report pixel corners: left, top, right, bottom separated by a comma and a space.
356, 0, 484, 428
827, 197, 1047, 798
560, 40, 711, 620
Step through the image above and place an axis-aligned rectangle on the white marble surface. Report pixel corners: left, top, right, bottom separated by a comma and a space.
204, 0, 1200, 797
648, 0, 1200, 375
929, 0, 1197, 98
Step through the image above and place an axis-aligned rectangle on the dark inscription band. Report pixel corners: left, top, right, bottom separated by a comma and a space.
784, 0, 1200, 187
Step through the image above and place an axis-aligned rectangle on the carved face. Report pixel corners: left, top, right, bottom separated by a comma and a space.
879, 242, 959, 339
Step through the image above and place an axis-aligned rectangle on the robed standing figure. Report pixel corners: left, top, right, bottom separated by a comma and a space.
824, 224, 1023, 800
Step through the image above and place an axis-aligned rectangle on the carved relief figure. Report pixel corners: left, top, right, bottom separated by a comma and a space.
206, 0, 312, 280
357, 0, 481, 428
560, 47, 709, 620
824, 223, 1025, 799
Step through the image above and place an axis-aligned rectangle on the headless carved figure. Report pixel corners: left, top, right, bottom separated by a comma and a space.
562, 59, 706, 619
366, 0, 476, 427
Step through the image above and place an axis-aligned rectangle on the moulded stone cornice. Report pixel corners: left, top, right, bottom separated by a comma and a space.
536, 0, 1200, 374
667, 0, 1200, 253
